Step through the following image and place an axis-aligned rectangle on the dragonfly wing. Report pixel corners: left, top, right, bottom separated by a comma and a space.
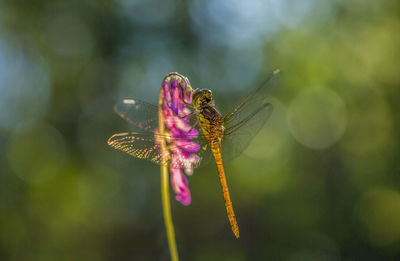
221, 69, 280, 161
107, 132, 164, 164
223, 69, 280, 133
107, 131, 211, 169
114, 99, 159, 131
221, 103, 273, 161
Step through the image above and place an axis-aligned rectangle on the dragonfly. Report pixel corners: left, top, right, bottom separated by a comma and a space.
108, 69, 281, 238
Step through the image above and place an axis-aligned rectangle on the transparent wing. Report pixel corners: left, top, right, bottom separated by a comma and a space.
108, 132, 163, 164
114, 98, 200, 133
223, 69, 280, 134
221, 103, 273, 161
221, 69, 280, 161
114, 99, 159, 131
107, 132, 211, 168
111, 98, 213, 167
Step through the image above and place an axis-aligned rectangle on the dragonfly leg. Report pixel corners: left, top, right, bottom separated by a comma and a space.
178, 110, 198, 120
183, 102, 195, 109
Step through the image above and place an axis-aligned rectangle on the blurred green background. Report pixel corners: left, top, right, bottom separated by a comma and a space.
0, 0, 399, 260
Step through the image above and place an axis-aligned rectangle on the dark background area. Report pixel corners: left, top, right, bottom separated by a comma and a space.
0, 0, 399, 260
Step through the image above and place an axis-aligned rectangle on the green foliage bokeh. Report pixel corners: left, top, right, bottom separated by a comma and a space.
0, 0, 399, 260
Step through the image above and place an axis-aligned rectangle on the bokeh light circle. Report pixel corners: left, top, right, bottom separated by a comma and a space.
245, 97, 291, 163
355, 188, 400, 247
0, 41, 51, 130
7, 122, 67, 184
288, 86, 347, 150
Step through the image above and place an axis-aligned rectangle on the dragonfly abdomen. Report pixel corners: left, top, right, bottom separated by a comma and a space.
210, 140, 240, 238
196, 101, 239, 238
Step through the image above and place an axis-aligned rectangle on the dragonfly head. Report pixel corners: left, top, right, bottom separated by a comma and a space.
192, 89, 214, 109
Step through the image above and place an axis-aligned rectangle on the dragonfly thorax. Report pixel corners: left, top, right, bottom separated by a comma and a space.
192, 89, 214, 109
192, 88, 224, 141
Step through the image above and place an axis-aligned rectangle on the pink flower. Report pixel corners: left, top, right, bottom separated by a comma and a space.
159, 73, 201, 205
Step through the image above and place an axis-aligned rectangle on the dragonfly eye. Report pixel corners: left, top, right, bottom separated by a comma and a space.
203, 90, 213, 102
192, 89, 213, 108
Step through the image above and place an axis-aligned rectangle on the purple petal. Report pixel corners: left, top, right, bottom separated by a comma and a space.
163, 108, 175, 130
172, 146, 190, 160
176, 188, 191, 206
169, 117, 198, 139
171, 148, 201, 173
170, 78, 179, 115
170, 159, 191, 206
177, 100, 186, 113
176, 140, 200, 153
174, 116, 197, 134
187, 127, 199, 137
160, 73, 200, 206
163, 81, 171, 104
169, 127, 192, 140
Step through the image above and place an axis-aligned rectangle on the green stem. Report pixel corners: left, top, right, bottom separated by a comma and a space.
159, 77, 179, 261
161, 164, 179, 261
